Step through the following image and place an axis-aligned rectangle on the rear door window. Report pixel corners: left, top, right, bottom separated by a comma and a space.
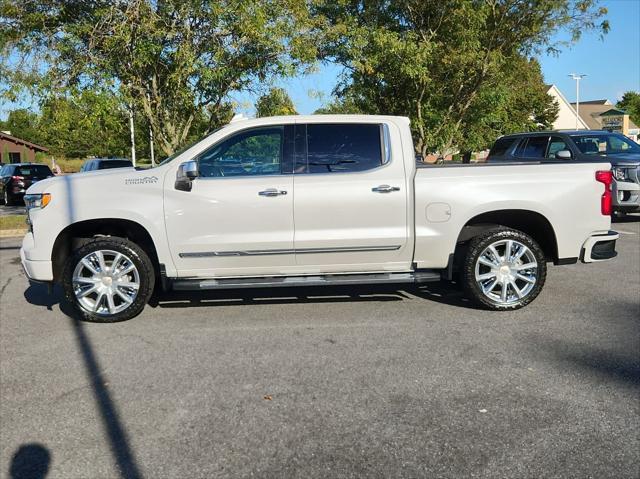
299, 124, 383, 174
514, 136, 549, 159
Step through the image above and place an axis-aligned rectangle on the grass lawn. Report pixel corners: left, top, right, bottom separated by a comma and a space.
0, 215, 27, 231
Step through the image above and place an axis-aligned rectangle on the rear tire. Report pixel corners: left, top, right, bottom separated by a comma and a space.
62, 237, 155, 322
461, 228, 546, 310
4, 189, 14, 206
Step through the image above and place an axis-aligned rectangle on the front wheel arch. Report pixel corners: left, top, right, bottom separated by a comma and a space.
52, 218, 160, 283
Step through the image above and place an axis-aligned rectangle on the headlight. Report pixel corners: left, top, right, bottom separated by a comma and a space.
24, 193, 52, 211
612, 167, 628, 181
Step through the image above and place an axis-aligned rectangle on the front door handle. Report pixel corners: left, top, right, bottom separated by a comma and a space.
372, 185, 400, 193
259, 188, 287, 197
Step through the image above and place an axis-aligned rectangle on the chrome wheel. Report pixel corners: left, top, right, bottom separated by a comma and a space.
474, 239, 538, 305
72, 249, 140, 316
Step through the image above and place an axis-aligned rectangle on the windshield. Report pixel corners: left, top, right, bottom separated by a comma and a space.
570, 133, 640, 155
157, 127, 224, 167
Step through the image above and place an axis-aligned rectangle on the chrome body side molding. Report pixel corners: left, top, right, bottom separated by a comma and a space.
179, 245, 402, 258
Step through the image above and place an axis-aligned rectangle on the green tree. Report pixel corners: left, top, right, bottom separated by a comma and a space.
1, 0, 318, 155
38, 90, 130, 158
617, 91, 640, 126
314, 97, 362, 114
0, 109, 41, 144
315, 0, 607, 155
256, 87, 297, 117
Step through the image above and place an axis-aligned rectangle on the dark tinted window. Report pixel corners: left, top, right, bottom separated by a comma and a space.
198, 126, 283, 177
488, 137, 514, 158
514, 136, 549, 159
98, 160, 132, 170
302, 124, 382, 174
15, 165, 53, 177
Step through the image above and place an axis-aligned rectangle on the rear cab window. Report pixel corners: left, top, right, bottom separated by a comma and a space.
15, 165, 53, 177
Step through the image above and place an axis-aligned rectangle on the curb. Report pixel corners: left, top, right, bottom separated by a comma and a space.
0, 229, 27, 238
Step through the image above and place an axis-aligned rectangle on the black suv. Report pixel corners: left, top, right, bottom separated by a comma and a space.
487, 130, 640, 214
79, 158, 133, 172
0, 163, 54, 206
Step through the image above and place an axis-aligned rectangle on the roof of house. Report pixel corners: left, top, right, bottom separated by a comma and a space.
0, 131, 48, 152
570, 103, 638, 130
577, 99, 612, 105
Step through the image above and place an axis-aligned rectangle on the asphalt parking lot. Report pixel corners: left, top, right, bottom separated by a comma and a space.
1, 218, 638, 478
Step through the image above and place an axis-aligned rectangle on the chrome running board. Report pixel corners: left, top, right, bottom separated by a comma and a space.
170, 271, 441, 291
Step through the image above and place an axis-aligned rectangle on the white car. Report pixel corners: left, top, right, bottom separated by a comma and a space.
21, 115, 619, 322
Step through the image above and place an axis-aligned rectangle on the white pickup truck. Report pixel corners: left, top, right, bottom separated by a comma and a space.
21, 115, 619, 322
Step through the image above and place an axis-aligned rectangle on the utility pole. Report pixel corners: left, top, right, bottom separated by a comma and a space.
128, 102, 136, 167
568, 73, 587, 130
147, 92, 155, 166
149, 126, 155, 166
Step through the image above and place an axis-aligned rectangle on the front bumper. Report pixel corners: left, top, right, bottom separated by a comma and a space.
612, 178, 640, 212
580, 230, 619, 263
20, 233, 54, 281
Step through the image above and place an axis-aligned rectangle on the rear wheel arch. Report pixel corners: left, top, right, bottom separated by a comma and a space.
52, 218, 160, 283
455, 209, 559, 263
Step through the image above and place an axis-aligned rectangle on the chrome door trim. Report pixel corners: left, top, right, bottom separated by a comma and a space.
179, 245, 402, 258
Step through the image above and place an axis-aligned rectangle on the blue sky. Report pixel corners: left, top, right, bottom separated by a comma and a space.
2, 0, 639, 119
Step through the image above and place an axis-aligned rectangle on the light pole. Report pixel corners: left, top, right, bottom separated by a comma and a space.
568, 73, 586, 130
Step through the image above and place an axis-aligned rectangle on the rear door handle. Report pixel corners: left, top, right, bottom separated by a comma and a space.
259, 188, 287, 197
372, 185, 400, 193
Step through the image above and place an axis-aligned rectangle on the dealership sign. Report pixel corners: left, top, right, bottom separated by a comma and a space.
599, 109, 629, 134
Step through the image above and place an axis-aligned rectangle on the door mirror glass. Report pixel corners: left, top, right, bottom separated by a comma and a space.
555, 149, 572, 160
176, 161, 198, 191
178, 160, 199, 179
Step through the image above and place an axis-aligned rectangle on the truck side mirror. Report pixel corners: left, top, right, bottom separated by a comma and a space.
555, 149, 572, 160
175, 160, 198, 191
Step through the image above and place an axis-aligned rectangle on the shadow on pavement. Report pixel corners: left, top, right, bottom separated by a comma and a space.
23, 282, 143, 479
9, 443, 50, 479
148, 282, 474, 310
523, 301, 640, 388
24, 278, 474, 315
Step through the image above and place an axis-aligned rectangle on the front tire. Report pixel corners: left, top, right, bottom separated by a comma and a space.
461, 228, 546, 310
62, 237, 155, 322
